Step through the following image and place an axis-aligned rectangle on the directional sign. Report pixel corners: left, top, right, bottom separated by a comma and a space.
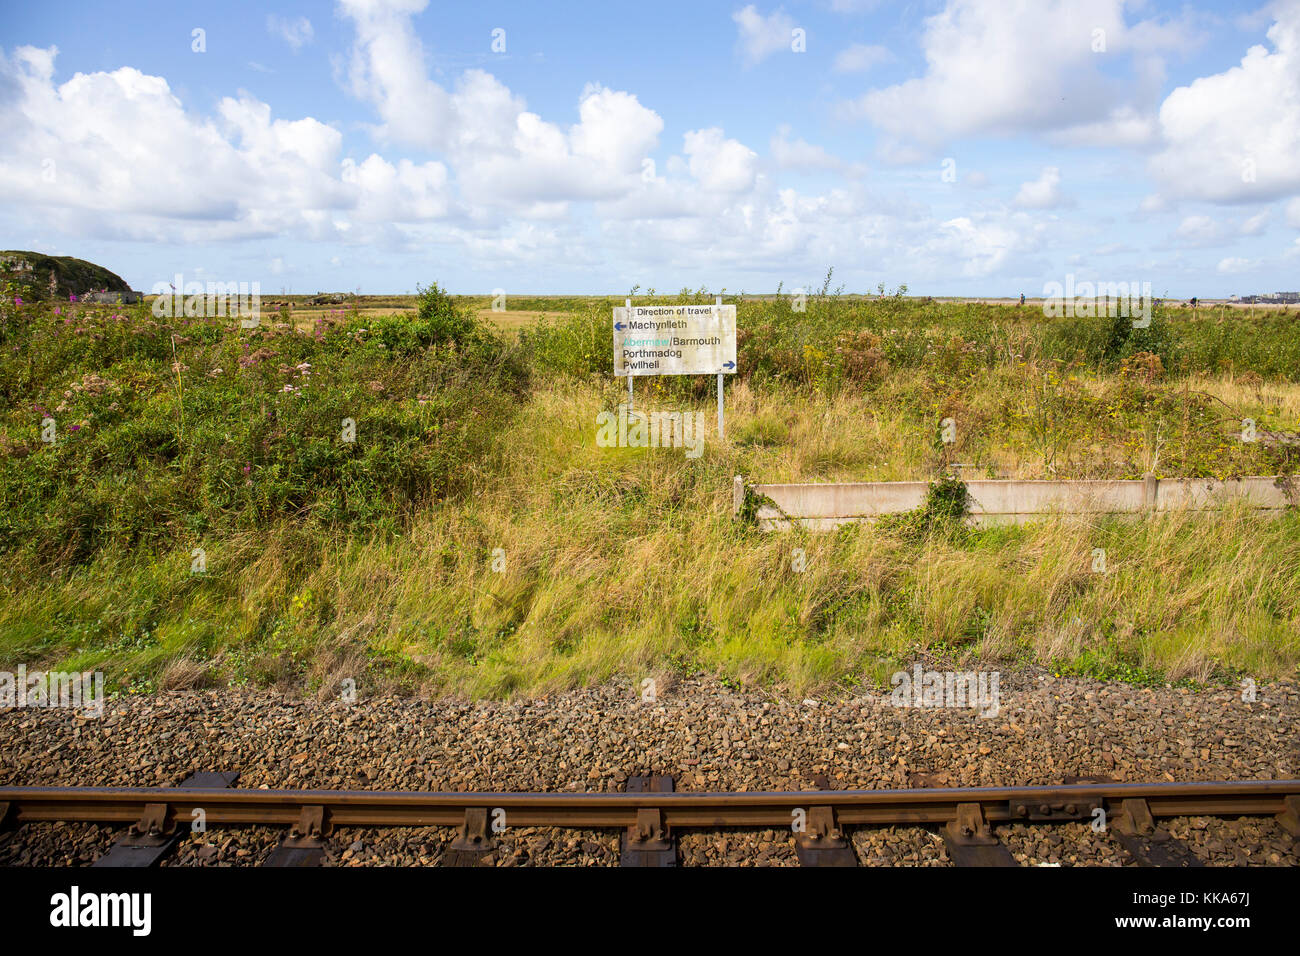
613, 304, 737, 377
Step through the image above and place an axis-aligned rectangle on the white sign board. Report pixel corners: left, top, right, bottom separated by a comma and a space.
613, 305, 737, 377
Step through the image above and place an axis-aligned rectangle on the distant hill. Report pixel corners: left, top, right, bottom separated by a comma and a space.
0, 250, 140, 303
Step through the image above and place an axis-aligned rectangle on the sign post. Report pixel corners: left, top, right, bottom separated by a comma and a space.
625, 297, 635, 419
613, 296, 737, 442
715, 295, 724, 440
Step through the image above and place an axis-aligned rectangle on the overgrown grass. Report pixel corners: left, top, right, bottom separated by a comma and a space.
0, 284, 527, 565
1, 289, 1297, 698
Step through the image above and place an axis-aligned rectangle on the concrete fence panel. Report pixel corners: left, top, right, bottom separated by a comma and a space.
736, 474, 1295, 530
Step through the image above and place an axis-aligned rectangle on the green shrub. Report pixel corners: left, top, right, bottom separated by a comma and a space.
0, 286, 528, 568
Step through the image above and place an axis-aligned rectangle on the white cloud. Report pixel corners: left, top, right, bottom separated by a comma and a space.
1217, 256, 1257, 274
1013, 167, 1068, 209
1149, 3, 1300, 203
570, 84, 664, 174
732, 5, 796, 66
267, 15, 314, 51
1138, 193, 1168, 215
769, 125, 864, 176
1047, 105, 1157, 148
916, 216, 1029, 279
1175, 214, 1225, 245
0, 44, 450, 244
684, 128, 758, 193
1288, 197, 1300, 227
0, 1, 1079, 288
1240, 210, 1269, 235
452, 81, 664, 211
847, 0, 1200, 158
342, 154, 449, 221
833, 43, 891, 74
338, 0, 453, 150
337, 2, 665, 210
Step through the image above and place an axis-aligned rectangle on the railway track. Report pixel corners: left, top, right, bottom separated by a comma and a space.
2, 775, 1297, 867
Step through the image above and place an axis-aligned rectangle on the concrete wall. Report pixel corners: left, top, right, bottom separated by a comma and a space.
735, 474, 1295, 530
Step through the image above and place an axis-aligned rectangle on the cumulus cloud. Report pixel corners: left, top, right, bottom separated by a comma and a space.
684, 128, 758, 193
769, 125, 865, 176
846, 0, 1198, 159
1149, 2, 1300, 203
732, 5, 797, 66
0, 0, 1075, 287
0, 44, 449, 243
1175, 214, 1226, 245
342, 154, 449, 221
336, 2, 666, 210
449, 80, 664, 213
1013, 167, 1069, 209
1217, 256, 1257, 273
338, 0, 452, 150
1047, 105, 1157, 148
917, 216, 1030, 278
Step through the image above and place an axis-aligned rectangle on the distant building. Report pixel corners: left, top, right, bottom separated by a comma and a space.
1239, 292, 1299, 304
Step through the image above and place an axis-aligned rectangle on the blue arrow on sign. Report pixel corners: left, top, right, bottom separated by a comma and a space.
722, 361, 736, 370
614, 321, 626, 330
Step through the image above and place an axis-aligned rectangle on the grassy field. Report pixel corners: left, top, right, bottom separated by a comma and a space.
1, 282, 1297, 699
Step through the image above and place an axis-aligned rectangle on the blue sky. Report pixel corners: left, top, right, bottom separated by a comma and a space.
2, 0, 1299, 296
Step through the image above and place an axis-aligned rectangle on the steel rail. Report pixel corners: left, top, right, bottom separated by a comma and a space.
2, 779, 1297, 830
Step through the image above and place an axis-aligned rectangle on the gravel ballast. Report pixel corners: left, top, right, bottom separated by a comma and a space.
1, 671, 1296, 866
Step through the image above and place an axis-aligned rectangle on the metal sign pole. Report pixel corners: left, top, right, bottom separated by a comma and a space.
625, 297, 633, 415
715, 294, 724, 441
